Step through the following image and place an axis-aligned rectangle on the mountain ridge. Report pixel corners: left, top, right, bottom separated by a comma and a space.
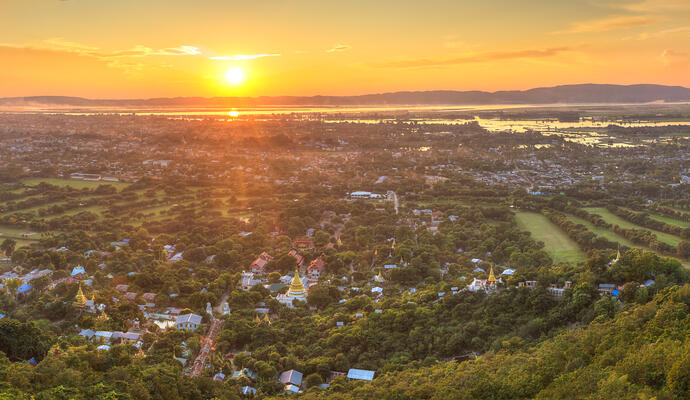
2, 83, 690, 108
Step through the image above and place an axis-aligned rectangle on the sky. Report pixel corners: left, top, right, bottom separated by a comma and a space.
1, 0, 689, 98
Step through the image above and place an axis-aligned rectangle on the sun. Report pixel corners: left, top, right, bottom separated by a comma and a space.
225, 67, 245, 85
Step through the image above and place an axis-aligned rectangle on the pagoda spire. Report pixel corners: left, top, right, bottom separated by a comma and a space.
289, 268, 306, 293
487, 264, 497, 285
74, 284, 87, 308
262, 313, 271, 325
616, 246, 621, 261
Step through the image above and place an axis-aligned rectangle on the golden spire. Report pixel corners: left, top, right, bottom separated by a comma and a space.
337, 237, 342, 247
616, 247, 621, 260
74, 284, 87, 307
134, 346, 146, 358
487, 264, 496, 285
262, 313, 271, 325
289, 268, 305, 293
391, 238, 396, 249
254, 314, 261, 324
97, 309, 109, 321
377, 271, 384, 281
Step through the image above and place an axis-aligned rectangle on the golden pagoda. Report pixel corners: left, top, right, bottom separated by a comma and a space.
97, 309, 110, 322
254, 314, 261, 324
391, 238, 396, 249
487, 264, 497, 285
262, 314, 271, 326
374, 270, 385, 282
74, 285, 87, 308
616, 247, 621, 261
277, 268, 308, 307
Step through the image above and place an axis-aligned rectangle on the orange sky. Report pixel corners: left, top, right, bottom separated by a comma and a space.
1, 0, 689, 98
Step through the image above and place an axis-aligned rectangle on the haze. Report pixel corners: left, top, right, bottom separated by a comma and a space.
2, 0, 690, 98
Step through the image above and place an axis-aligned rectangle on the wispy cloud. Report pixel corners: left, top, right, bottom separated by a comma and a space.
373, 47, 572, 69
209, 53, 280, 60
622, 0, 690, 13
556, 15, 654, 33
660, 48, 688, 66
327, 44, 351, 53
629, 26, 690, 40
11, 39, 200, 58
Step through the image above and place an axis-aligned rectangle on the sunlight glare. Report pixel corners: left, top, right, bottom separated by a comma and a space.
225, 67, 245, 85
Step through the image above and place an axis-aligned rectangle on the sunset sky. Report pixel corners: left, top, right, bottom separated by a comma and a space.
2, 0, 690, 98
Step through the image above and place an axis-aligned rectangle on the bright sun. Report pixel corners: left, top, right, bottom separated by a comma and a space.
225, 67, 245, 85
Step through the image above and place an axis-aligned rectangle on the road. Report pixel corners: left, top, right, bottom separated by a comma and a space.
189, 317, 224, 377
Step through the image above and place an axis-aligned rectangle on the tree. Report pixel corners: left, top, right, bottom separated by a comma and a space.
304, 373, 324, 388
1, 239, 16, 257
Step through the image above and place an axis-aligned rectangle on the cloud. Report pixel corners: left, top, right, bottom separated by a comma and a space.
8, 39, 201, 59
556, 15, 654, 33
660, 48, 689, 66
629, 26, 690, 40
373, 47, 572, 69
327, 44, 351, 53
621, 0, 690, 12
209, 53, 280, 60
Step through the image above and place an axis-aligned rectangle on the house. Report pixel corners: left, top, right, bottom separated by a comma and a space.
347, 368, 375, 381
288, 250, 304, 268
17, 284, 32, 294
115, 284, 129, 293
284, 384, 300, 394
175, 313, 202, 331
141, 293, 156, 302
241, 272, 262, 291
249, 252, 273, 274
598, 284, 617, 295
279, 369, 303, 388
213, 373, 226, 382
307, 256, 325, 279
232, 368, 258, 381
71, 266, 86, 278
124, 292, 138, 301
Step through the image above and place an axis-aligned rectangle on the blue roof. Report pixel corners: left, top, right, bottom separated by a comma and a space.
611, 290, 619, 297
347, 368, 375, 381
17, 284, 32, 293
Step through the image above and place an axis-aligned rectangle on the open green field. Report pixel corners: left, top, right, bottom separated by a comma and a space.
646, 213, 690, 228
584, 207, 683, 246
565, 214, 638, 248
21, 177, 129, 190
515, 211, 586, 264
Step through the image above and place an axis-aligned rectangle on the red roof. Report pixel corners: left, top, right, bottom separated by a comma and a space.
308, 256, 325, 272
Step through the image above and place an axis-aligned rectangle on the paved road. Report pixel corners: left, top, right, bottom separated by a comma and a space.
189, 318, 224, 377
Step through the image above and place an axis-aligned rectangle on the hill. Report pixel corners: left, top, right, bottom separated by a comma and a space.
2, 84, 690, 108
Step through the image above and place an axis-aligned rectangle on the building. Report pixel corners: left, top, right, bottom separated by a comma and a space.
249, 252, 273, 275
175, 313, 202, 331
347, 368, 375, 381
279, 369, 303, 391
307, 256, 325, 279
277, 269, 308, 308
466, 265, 499, 293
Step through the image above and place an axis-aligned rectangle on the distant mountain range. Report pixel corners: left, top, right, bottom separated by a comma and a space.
2, 84, 690, 108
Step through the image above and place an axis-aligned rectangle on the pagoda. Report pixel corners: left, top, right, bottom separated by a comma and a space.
487, 264, 497, 286
277, 268, 308, 307
74, 285, 87, 308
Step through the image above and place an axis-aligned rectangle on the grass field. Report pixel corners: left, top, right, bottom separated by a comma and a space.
565, 214, 638, 248
515, 211, 586, 264
646, 213, 690, 228
584, 207, 683, 247
21, 178, 129, 190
